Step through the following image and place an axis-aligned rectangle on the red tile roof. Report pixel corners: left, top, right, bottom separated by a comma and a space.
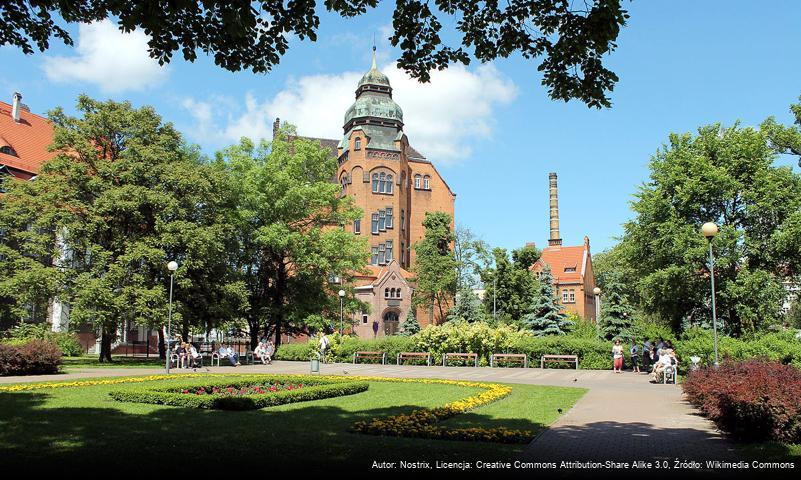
0, 101, 56, 177
534, 245, 588, 284
353, 263, 415, 286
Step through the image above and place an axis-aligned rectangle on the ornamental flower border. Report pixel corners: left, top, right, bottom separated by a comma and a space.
0, 373, 536, 443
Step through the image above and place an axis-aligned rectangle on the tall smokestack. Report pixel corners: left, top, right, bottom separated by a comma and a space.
548, 172, 562, 246
11, 92, 22, 123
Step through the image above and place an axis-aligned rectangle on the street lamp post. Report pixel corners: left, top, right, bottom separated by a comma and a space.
338, 289, 346, 335
593, 287, 601, 323
493, 277, 497, 321
165, 261, 178, 374
702, 222, 720, 366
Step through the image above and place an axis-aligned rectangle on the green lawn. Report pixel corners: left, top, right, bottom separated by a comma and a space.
61, 355, 166, 369
0, 375, 585, 470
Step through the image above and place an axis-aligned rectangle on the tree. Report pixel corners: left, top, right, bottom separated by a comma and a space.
447, 286, 487, 323
621, 117, 801, 335
399, 309, 421, 336
412, 212, 457, 323
787, 298, 801, 330
218, 126, 367, 349
597, 273, 635, 340
0, 1, 628, 108
523, 265, 573, 335
0, 96, 239, 361
454, 224, 490, 291
479, 245, 540, 323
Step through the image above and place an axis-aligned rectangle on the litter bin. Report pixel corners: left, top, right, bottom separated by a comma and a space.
310, 356, 320, 373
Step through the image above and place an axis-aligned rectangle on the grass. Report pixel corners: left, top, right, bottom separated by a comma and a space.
0, 374, 585, 471
735, 441, 801, 462
61, 355, 166, 369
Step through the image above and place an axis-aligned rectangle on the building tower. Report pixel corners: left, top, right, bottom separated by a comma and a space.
548, 172, 563, 246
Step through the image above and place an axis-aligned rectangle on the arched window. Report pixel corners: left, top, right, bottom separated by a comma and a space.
386, 174, 393, 194
385, 288, 390, 298
379, 172, 387, 193
423, 175, 430, 190
372, 173, 379, 193
414, 174, 421, 189
354, 138, 362, 150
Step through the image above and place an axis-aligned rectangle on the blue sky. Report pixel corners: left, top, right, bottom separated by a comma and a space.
2, 1, 800, 254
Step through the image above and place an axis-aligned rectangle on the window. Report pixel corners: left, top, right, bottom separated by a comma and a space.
414, 174, 421, 189
564, 267, 576, 273
371, 247, 379, 265
401, 242, 405, 264
372, 173, 379, 193
386, 208, 393, 228
354, 138, 361, 150
385, 288, 390, 298
379, 210, 386, 231
340, 176, 347, 194
0, 146, 17, 157
562, 289, 569, 303
354, 218, 361, 235
386, 240, 393, 261
569, 289, 576, 303
362, 314, 368, 324
378, 243, 386, 264
386, 174, 393, 194
400, 209, 405, 231
423, 175, 430, 190
371, 213, 379, 234
379, 173, 387, 193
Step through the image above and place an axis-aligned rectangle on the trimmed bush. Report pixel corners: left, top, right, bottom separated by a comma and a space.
0, 339, 62, 376
3, 323, 83, 357
684, 360, 801, 443
675, 328, 801, 372
109, 375, 368, 410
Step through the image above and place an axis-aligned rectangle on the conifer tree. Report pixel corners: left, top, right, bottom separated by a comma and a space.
447, 286, 487, 323
523, 266, 573, 335
598, 273, 636, 340
399, 309, 421, 336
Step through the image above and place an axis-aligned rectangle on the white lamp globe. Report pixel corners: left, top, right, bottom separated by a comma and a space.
167, 261, 178, 272
593, 287, 601, 296
701, 222, 719, 239
338, 289, 346, 297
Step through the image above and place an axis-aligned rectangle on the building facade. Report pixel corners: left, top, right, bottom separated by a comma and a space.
530, 172, 598, 321
283, 54, 456, 336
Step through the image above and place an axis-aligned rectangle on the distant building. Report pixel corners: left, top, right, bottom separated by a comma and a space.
0, 93, 56, 184
530, 172, 598, 321
281, 51, 456, 336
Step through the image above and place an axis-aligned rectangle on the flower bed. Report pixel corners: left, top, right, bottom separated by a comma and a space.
684, 359, 801, 443
109, 375, 368, 410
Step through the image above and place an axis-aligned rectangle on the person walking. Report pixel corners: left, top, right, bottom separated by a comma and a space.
612, 339, 624, 374
642, 338, 653, 371
318, 332, 330, 363
629, 340, 640, 373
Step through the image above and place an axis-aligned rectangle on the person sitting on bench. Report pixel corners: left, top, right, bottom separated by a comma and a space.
254, 341, 270, 365
218, 344, 240, 366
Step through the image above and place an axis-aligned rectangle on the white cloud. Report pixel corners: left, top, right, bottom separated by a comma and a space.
42, 20, 168, 93
182, 62, 517, 163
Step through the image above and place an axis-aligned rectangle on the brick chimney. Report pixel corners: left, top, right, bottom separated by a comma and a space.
548, 172, 562, 246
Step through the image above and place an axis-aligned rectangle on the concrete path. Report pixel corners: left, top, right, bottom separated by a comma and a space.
1, 361, 736, 462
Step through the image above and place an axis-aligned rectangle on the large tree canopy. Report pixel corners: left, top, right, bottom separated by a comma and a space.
621, 118, 801, 336
0, 0, 628, 108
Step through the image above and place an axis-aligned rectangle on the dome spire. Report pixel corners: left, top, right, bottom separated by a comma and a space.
371, 36, 377, 70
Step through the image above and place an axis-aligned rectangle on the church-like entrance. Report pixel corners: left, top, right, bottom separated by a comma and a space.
383, 311, 399, 336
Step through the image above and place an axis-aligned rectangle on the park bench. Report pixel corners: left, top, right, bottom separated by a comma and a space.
396, 352, 432, 366
353, 351, 387, 365
490, 353, 528, 368
442, 352, 478, 367
540, 354, 579, 369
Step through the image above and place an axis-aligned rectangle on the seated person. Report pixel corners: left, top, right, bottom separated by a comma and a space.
651, 349, 678, 382
187, 343, 201, 368
218, 344, 240, 366
254, 342, 269, 365
174, 342, 187, 368
264, 341, 275, 365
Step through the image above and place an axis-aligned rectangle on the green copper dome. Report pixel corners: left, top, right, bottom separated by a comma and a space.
357, 68, 391, 88
344, 93, 404, 125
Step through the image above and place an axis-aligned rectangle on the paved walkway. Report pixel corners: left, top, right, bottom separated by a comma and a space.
1, 361, 736, 462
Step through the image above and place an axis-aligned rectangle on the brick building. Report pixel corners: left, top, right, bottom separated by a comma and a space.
280, 53, 456, 336
530, 173, 599, 321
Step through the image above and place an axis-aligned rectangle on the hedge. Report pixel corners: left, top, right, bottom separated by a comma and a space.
674, 328, 801, 373
684, 360, 801, 443
109, 375, 368, 410
0, 339, 62, 376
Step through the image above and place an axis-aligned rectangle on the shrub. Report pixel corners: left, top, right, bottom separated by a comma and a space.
412, 321, 529, 366
675, 328, 801, 372
3, 323, 84, 357
684, 360, 801, 443
0, 339, 62, 376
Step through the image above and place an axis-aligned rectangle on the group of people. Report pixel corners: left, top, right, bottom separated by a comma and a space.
611, 337, 679, 382
172, 338, 202, 369
253, 339, 275, 365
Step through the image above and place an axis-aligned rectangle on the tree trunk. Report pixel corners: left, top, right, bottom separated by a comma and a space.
248, 316, 259, 351
99, 328, 113, 363
274, 321, 282, 350
181, 319, 189, 343
157, 328, 166, 360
